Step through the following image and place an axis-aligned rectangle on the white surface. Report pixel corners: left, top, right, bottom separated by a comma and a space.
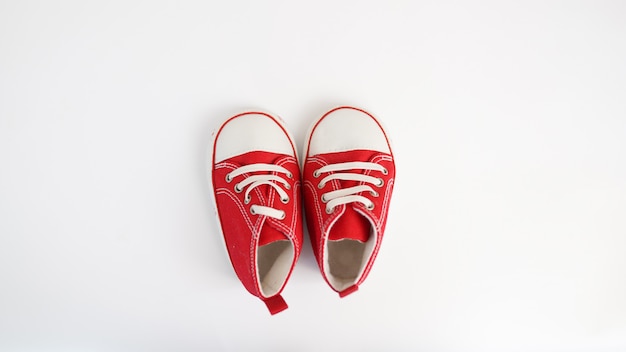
1, 1, 625, 351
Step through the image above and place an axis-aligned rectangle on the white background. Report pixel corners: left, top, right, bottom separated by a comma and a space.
1, 1, 625, 351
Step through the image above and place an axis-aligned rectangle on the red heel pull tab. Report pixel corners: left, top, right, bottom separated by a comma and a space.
263, 295, 288, 315
338, 285, 359, 298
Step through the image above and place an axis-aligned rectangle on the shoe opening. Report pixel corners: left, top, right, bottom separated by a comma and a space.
325, 228, 376, 292
257, 240, 295, 297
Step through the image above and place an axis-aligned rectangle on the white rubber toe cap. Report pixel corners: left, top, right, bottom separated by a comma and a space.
214, 112, 294, 163
307, 107, 391, 156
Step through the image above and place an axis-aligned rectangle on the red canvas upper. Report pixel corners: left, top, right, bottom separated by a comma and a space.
302, 107, 396, 297
211, 113, 303, 315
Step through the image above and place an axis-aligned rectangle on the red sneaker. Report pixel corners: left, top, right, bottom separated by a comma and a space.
209, 112, 303, 314
302, 106, 395, 297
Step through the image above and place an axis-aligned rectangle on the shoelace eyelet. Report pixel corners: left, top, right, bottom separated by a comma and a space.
318, 182, 325, 189
313, 170, 321, 178
370, 190, 379, 197
382, 168, 388, 175
376, 178, 384, 187
325, 206, 334, 214
227, 163, 293, 220
366, 203, 375, 210
321, 195, 328, 203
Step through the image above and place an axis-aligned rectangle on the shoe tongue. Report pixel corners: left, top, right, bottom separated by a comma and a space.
259, 226, 289, 246
328, 206, 371, 242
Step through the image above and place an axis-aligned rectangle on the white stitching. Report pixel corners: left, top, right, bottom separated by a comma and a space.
215, 162, 238, 169
304, 181, 323, 229
379, 178, 394, 230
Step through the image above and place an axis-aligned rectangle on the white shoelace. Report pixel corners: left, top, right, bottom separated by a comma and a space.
226, 163, 292, 220
314, 161, 387, 214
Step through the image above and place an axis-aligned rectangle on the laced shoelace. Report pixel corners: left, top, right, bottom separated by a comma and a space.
314, 161, 388, 214
226, 163, 293, 220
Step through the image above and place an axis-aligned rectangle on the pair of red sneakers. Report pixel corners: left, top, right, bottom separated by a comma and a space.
208, 106, 395, 315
